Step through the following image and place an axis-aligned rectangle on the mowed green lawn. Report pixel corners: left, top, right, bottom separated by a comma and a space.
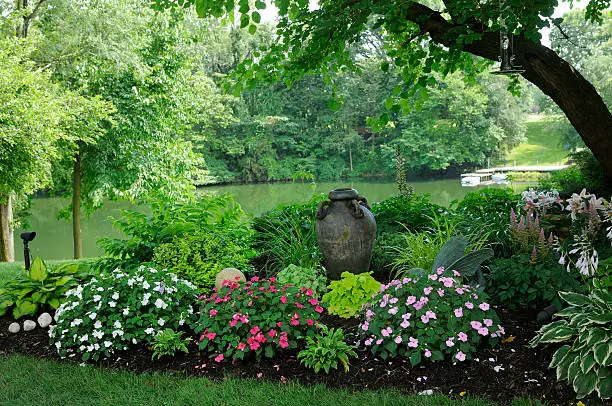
505, 115, 569, 166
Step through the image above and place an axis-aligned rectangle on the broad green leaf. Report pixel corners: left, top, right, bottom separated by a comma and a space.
594, 341, 611, 365
596, 368, 611, 399
537, 326, 577, 343
14, 300, 37, 319
28, 257, 48, 282
195, 0, 208, 18
580, 351, 597, 374
409, 351, 422, 367
553, 306, 579, 318
549, 345, 571, 368
252, 11, 261, 24
559, 291, 591, 307
556, 350, 577, 382
54, 275, 73, 286
48, 297, 61, 309
572, 369, 597, 399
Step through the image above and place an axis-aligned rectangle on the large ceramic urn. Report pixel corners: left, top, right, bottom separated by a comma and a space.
315, 188, 376, 280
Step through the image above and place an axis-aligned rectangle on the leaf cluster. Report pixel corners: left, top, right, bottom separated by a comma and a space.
0, 258, 92, 319
322, 272, 381, 319
298, 325, 357, 374
276, 264, 328, 299
529, 285, 612, 400
151, 328, 192, 360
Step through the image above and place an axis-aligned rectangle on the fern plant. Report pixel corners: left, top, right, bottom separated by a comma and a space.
298, 325, 357, 373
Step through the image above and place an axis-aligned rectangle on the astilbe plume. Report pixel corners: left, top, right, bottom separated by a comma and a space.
510, 208, 553, 262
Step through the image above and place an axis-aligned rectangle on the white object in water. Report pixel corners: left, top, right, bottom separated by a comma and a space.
492, 173, 508, 184
461, 176, 481, 186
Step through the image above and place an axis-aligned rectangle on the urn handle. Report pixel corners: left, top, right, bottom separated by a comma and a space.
316, 200, 331, 219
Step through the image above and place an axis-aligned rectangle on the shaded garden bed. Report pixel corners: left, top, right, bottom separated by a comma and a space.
0, 308, 600, 405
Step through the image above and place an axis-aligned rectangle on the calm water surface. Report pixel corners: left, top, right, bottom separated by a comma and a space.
13, 179, 525, 260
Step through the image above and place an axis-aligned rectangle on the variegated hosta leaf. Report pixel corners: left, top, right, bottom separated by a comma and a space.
580, 351, 597, 374
553, 306, 579, 319
537, 326, 577, 343
596, 367, 611, 399
573, 368, 598, 399
559, 291, 591, 307
549, 345, 571, 369
594, 341, 611, 365
557, 351, 579, 382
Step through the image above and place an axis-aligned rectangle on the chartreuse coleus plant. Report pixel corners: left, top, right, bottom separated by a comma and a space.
360, 267, 504, 366
50, 265, 198, 362
298, 325, 357, 374
0, 258, 92, 319
194, 276, 324, 363
322, 272, 381, 318
529, 280, 612, 400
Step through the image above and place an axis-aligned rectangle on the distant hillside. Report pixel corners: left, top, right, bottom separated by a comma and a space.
505, 115, 569, 166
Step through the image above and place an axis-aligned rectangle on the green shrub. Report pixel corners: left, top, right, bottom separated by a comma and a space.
322, 272, 381, 318
276, 264, 327, 299
97, 194, 254, 272
454, 188, 521, 258
50, 265, 198, 362
486, 255, 585, 310
538, 150, 610, 197
371, 194, 445, 235
298, 325, 357, 373
152, 228, 255, 291
361, 268, 503, 365
529, 284, 612, 400
0, 258, 92, 319
151, 329, 191, 360
252, 195, 325, 273
370, 232, 406, 281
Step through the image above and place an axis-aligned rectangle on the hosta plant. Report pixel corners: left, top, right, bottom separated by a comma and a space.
194, 276, 324, 362
151, 328, 191, 360
276, 264, 328, 299
50, 266, 198, 362
529, 283, 612, 400
360, 267, 504, 366
322, 272, 381, 318
0, 258, 92, 319
298, 325, 357, 374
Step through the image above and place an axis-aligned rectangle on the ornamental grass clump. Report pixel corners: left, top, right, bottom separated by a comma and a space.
194, 276, 324, 362
50, 266, 198, 362
359, 267, 504, 366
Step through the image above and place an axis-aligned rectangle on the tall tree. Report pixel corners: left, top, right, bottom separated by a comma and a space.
154, 0, 612, 180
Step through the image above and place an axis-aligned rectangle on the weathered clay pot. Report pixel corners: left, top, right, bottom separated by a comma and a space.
315, 188, 376, 280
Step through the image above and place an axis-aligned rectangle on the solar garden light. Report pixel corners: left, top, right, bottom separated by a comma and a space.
20, 231, 36, 271
493, 0, 525, 75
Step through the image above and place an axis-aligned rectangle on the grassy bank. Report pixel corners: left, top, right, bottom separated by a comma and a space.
0, 354, 540, 406
505, 115, 569, 166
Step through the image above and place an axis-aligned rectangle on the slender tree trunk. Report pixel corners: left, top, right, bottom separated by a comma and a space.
0, 195, 15, 262
349, 147, 353, 171
72, 152, 82, 259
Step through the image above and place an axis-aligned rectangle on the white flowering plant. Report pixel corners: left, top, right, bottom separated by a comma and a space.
359, 267, 504, 366
49, 265, 198, 362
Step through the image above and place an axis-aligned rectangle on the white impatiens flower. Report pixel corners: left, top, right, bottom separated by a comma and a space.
122, 308, 130, 315
142, 281, 150, 290
154, 298, 167, 309
104, 341, 113, 348
145, 327, 155, 335
132, 338, 137, 344
112, 292, 120, 300
93, 343, 100, 350
113, 320, 122, 329
112, 330, 124, 338
127, 278, 135, 287
93, 295, 102, 302
157, 318, 165, 326
93, 330, 104, 339
55, 342, 61, 350
79, 334, 89, 342
70, 319, 83, 327
141, 292, 151, 306
88, 312, 97, 320
94, 320, 102, 329
109, 301, 117, 308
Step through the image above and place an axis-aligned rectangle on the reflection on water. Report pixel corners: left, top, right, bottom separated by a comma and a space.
13, 179, 528, 260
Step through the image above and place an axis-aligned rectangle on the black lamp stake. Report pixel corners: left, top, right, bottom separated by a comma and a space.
20, 231, 36, 271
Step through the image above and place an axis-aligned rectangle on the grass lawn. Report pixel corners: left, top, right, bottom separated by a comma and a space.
0, 354, 540, 406
505, 115, 569, 166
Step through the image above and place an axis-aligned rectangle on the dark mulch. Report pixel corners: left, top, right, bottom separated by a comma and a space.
0, 309, 602, 405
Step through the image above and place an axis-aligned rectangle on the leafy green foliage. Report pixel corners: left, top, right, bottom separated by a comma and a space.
276, 264, 328, 299
153, 230, 255, 291
538, 150, 610, 197
0, 258, 92, 319
151, 329, 192, 360
529, 282, 612, 400
371, 194, 444, 235
50, 265, 198, 362
252, 195, 324, 273
298, 325, 357, 374
322, 272, 381, 319
194, 277, 324, 362
454, 188, 522, 258
361, 268, 503, 364
486, 255, 585, 311
98, 194, 254, 273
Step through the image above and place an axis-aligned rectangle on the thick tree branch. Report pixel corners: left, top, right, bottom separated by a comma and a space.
399, 1, 612, 179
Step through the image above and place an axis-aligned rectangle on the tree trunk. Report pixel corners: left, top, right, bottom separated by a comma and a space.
401, 2, 612, 180
349, 147, 353, 171
0, 195, 15, 262
72, 152, 83, 259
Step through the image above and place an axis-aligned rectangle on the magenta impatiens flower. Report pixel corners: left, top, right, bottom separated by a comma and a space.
209, 309, 218, 316
214, 353, 224, 362
314, 305, 324, 313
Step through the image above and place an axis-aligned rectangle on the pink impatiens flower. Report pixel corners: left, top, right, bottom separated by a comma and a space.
455, 287, 465, 295
250, 326, 260, 335
446, 337, 455, 347
454, 308, 463, 318
205, 331, 216, 340
465, 301, 474, 309
423, 286, 433, 295
479, 302, 490, 311
237, 342, 246, 351
458, 332, 468, 342
478, 327, 489, 336
361, 322, 369, 331
388, 306, 399, 315
394, 336, 402, 344
280, 296, 288, 304
209, 309, 218, 316
268, 329, 277, 338
364, 338, 373, 346
470, 321, 482, 329
381, 327, 392, 337
483, 319, 493, 327
406, 296, 417, 305
455, 351, 466, 361
308, 299, 319, 306
214, 354, 224, 362
376, 338, 384, 345
408, 337, 419, 348
400, 319, 410, 329
314, 306, 324, 313
437, 288, 445, 297
424, 349, 432, 357
307, 318, 314, 326
421, 314, 430, 324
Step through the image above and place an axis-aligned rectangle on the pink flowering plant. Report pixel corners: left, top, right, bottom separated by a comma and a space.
359, 267, 504, 366
193, 276, 324, 362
